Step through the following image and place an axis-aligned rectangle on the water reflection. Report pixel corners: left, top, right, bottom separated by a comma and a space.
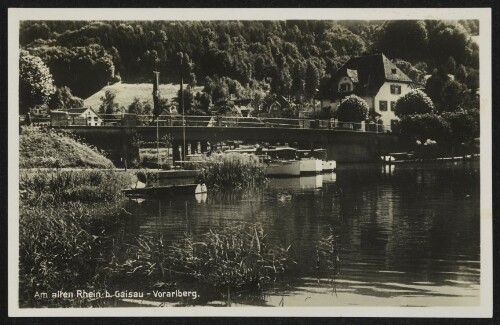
124, 161, 480, 306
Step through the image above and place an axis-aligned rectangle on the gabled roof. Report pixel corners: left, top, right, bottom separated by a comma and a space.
346, 69, 359, 83
61, 107, 92, 114
59, 107, 103, 118
317, 53, 413, 100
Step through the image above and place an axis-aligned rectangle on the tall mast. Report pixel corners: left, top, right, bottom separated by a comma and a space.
152, 71, 160, 119
153, 71, 160, 168
179, 53, 186, 164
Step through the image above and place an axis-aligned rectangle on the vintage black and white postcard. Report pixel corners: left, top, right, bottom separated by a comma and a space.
7, 8, 493, 317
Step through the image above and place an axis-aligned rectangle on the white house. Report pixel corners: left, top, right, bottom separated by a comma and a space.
50, 107, 103, 126
317, 53, 416, 130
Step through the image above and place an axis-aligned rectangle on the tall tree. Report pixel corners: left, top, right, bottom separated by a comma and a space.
291, 61, 305, 98
128, 97, 144, 115
376, 20, 428, 61
99, 90, 118, 115
19, 50, 55, 114
304, 61, 319, 99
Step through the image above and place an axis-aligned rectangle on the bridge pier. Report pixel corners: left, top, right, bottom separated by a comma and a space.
172, 140, 181, 163
200, 141, 208, 154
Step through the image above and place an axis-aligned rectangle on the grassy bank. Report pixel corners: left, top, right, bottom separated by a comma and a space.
20, 126, 114, 169
195, 153, 267, 190
19, 169, 136, 307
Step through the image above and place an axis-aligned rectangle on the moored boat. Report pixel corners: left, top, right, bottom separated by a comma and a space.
312, 149, 336, 172
297, 149, 323, 174
225, 147, 300, 177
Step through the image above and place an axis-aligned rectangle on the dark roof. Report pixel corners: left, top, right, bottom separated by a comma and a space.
61, 107, 91, 114
317, 53, 413, 100
59, 107, 104, 118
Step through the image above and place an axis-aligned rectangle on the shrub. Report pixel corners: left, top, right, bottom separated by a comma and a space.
20, 169, 136, 204
398, 113, 451, 144
336, 95, 369, 122
394, 89, 435, 118
195, 153, 267, 189
441, 109, 479, 145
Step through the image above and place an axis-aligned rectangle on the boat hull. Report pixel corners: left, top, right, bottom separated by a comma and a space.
265, 160, 301, 176
322, 160, 337, 172
299, 159, 323, 174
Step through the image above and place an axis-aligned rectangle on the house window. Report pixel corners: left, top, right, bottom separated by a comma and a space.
391, 68, 397, 74
87, 116, 92, 120
390, 101, 396, 111
379, 100, 388, 111
94, 117, 98, 121
339, 83, 351, 92
390, 85, 401, 95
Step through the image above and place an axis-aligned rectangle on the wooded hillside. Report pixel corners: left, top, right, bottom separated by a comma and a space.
19, 20, 479, 114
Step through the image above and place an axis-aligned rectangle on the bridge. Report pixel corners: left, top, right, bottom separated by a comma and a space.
50, 115, 403, 165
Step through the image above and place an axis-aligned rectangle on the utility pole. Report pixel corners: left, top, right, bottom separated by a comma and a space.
178, 52, 186, 166
153, 71, 161, 169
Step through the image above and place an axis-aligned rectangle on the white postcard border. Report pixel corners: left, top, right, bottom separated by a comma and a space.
7, 7, 493, 318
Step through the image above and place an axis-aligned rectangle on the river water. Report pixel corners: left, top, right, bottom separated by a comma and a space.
123, 161, 480, 307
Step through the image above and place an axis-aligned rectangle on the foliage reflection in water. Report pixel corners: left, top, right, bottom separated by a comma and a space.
123, 161, 479, 306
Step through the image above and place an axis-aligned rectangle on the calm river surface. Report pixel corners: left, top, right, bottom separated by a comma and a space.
124, 161, 480, 307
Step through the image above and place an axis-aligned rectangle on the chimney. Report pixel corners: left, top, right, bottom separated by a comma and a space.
153, 71, 160, 118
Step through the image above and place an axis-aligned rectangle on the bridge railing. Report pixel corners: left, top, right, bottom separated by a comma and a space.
40, 113, 393, 133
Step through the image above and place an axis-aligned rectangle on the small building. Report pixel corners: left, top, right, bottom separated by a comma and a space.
233, 99, 253, 117
317, 53, 416, 129
261, 96, 293, 118
50, 107, 103, 126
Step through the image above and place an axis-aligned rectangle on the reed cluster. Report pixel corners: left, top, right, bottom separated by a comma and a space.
315, 226, 341, 281
19, 169, 136, 307
195, 153, 267, 189
113, 223, 292, 299
20, 169, 136, 204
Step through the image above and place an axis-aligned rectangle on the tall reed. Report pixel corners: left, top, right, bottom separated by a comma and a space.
195, 153, 267, 189
19, 169, 137, 307
113, 223, 292, 298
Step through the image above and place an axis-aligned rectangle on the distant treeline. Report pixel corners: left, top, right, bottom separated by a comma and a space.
20, 20, 479, 110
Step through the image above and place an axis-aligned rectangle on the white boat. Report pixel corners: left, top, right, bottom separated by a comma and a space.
299, 158, 323, 174
225, 147, 300, 177
312, 149, 336, 172
297, 150, 323, 174
321, 160, 336, 172
265, 160, 301, 176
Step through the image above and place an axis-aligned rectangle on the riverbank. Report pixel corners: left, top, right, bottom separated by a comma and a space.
20, 126, 114, 168
19, 169, 138, 307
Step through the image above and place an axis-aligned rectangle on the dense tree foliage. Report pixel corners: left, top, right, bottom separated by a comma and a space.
19, 20, 479, 116
394, 90, 435, 118
376, 21, 429, 61
48, 86, 84, 110
337, 95, 369, 122
20, 20, 369, 101
398, 113, 451, 144
28, 44, 116, 98
441, 109, 479, 145
19, 50, 55, 114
